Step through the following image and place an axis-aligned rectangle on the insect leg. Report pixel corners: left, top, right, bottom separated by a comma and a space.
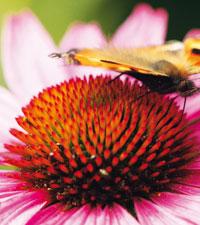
107, 72, 126, 84
135, 90, 152, 101
181, 96, 187, 121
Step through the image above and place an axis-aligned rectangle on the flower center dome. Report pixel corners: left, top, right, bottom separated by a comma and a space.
5, 76, 198, 212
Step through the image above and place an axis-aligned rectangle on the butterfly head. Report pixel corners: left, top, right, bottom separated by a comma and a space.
177, 78, 200, 97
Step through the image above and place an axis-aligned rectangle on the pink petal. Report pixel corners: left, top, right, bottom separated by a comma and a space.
151, 192, 200, 224
0, 170, 26, 193
186, 111, 200, 145
1, 10, 66, 105
184, 29, 200, 39
28, 204, 93, 225
184, 94, 200, 116
60, 22, 107, 50
134, 198, 191, 225
27, 203, 139, 225
62, 205, 92, 225
0, 87, 22, 157
111, 204, 140, 225
0, 172, 48, 225
27, 203, 82, 225
93, 206, 111, 225
0, 192, 47, 225
171, 175, 200, 196
112, 3, 168, 47
187, 109, 200, 124
83, 204, 140, 225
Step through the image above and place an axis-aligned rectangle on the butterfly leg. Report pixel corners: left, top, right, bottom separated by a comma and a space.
181, 96, 187, 121
107, 72, 126, 84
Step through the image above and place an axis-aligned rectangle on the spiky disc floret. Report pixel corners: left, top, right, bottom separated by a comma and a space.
4, 76, 199, 211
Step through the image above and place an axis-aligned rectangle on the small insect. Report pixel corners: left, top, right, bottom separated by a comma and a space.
50, 38, 200, 97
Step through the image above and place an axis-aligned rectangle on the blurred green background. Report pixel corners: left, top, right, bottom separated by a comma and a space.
0, 0, 199, 86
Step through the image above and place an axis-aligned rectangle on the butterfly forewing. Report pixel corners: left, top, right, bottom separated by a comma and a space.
50, 38, 200, 96
71, 43, 192, 77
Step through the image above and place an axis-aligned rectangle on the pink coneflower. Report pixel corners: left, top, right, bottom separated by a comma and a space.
1, 3, 200, 225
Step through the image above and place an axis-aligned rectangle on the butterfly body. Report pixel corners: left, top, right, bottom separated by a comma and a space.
50, 38, 200, 96
124, 60, 198, 96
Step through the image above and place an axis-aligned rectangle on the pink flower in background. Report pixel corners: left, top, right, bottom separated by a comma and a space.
0, 3, 200, 225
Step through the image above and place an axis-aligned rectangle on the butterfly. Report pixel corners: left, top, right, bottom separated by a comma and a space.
50, 38, 200, 97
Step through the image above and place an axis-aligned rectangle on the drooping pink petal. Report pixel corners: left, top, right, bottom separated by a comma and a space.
111, 204, 140, 225
151, 192, 200, 224
59, 23, 108, 78
134, 198, 190, 225
0, 170, 27, 193
184, 29, 200, 39
27, 203, 83, 225
0, 171, 48, 225
91, 206, 111, 225
28, 204, 95, 225
0, 192, 47, 225
0, 171, 139, 225
112, 3, 168, 48
83, 204, 140, 225
27, 203, 139, 225
1, 10, 66, 105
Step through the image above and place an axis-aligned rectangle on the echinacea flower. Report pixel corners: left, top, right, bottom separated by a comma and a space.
1, 3, 200, 225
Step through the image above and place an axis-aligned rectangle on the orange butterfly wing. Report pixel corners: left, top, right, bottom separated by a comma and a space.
56, 38, 200, 77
